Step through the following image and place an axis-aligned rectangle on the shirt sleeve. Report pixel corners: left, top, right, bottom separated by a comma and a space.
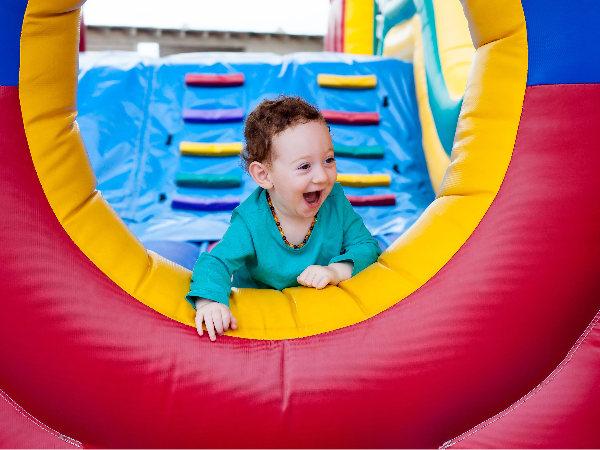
185, 212, 255, 309
328, 194, 382, 276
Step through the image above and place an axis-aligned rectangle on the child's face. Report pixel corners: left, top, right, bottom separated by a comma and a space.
267, 120, 336, 219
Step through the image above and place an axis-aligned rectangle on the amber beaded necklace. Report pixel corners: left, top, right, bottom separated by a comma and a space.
266, 192, 317, 249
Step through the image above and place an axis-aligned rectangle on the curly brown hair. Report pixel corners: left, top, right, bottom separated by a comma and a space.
241, 95, 326, 171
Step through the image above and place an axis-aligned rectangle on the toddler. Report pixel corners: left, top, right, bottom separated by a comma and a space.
186, 95, 382, 340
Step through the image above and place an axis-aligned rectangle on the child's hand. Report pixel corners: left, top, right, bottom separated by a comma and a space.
194, 298, 238, 341
297, 262, 354, 289
297, 265, 337, 289
296, 265, 335, 289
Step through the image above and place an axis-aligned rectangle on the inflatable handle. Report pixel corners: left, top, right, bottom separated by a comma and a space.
183, 108, 244, 123
176, 173, 242, 188
346, 194, 396, 206
185, 73, 245, 87
171, 196, 240, 211
317, 74, 377, 89
179, 141, 243, 157
334, 144, 384, 159
321, 110, 380, 125
336, 173, 391, 187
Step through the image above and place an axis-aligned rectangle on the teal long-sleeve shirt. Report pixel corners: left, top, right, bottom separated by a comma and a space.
186, 183, 382, 308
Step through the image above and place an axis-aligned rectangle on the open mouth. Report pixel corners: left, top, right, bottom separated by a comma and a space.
303, 190, 322, 207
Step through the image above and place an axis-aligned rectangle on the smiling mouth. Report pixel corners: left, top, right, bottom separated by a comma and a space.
303, 190, 322, 206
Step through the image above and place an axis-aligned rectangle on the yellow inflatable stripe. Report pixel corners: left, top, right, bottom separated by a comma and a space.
412, 14, 451, 193
433, 0, 475, 100
20, 0, 527, 340
337, 174, 391, 187
382, 16, 416, 62
343, 0, 374, 55
180, 142, 243, 157
317, 74, 377, 89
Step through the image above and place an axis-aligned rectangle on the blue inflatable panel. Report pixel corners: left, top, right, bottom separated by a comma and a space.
143, 240, 201, 271
0, 0, 29, 86
522, 0, 600, 85
78, 52, 434, 242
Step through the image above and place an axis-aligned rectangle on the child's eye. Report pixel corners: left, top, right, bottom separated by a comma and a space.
325, 157, 335, 164
299, 163, 310, 170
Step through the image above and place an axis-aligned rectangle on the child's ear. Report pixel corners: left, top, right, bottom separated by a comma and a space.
248, 161, 273, 189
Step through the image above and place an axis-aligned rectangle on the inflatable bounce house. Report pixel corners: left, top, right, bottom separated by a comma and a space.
1, 0, 600, 447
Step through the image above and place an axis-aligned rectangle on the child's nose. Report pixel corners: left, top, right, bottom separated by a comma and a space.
312, 166, 329, 184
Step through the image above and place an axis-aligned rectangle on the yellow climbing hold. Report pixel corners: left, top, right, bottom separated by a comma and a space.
180, 142, 243, 157
317, 74, 377, 89
337, 174, 391, 187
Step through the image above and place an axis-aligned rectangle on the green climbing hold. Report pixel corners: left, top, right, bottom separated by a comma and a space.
176, 173, 243, 189
333, 145, 385, 159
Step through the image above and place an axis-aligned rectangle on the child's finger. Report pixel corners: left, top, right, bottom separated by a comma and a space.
205, 317, 217, 341
304, 270, 317, 287
212, 310, 224, 335
316, 276, 329, 289
195, 312, 204, 337
221, 309, 230, 331
297, 265, 316, 284
313, 275, 324, 289
297, 274, 308, 286
230, 313, 238, 330
297, 269, 308, 285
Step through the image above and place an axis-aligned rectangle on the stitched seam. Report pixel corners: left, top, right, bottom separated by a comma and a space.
126, 63, 155, 219
0, 388, 82, 447
440, 308, 600, 449
280, 340, 290, 413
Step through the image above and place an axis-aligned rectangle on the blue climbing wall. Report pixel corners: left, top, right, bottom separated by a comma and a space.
78, 51, 434, 249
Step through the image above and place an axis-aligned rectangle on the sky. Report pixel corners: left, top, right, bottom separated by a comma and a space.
83, 0, 331, 36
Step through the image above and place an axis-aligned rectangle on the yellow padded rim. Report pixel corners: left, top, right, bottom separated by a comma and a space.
336, 174, 391, 187
343, 0, 374, 55
317, 74, 377, 89
180, 141, 243, 157
19, 0, 527, 340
